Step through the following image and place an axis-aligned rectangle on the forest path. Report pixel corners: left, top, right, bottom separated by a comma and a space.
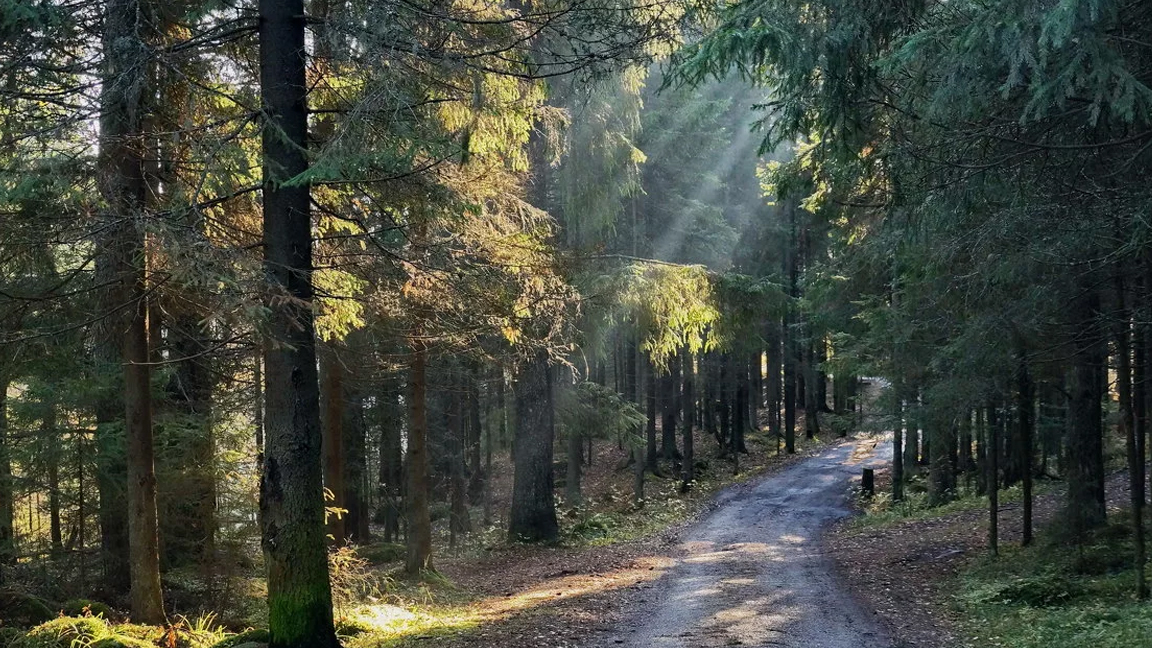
595, 438, 891, 648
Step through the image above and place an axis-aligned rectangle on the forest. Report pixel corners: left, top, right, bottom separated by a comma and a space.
1, 1, 1150, 648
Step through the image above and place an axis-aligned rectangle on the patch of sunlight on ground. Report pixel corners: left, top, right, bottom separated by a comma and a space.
345, 556, 674, 646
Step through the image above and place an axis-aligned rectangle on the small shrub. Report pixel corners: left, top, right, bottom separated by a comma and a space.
329, 546, 390, 615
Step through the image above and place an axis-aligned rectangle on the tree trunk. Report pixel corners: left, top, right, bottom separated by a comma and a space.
344, 385, 369, 544
509, 351, 558, 542
766, 325, 782, 449
644, 356, 658, 473
681, 348, 695, 492
1067, 290, 1107, 534
320, 349, 346, 544
782, 320, 797, 454
99, 0, 163, 621
405, 340, 433, 573
804, 341, 822, 439
988, 401, 999, 555
258, 1, 339, 643
1016, 346, 1034, 546
661, 362, 678, 462
893, 393, 904, 502
379, 391, 403, 543
566, 430, 583, 506
45, 398, 62, 554
0, 379, 13, 570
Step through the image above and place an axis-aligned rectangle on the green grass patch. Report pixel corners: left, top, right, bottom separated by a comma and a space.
956, 518, 1152, 648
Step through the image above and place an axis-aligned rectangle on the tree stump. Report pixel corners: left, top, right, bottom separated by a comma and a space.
862, 468, 875, 497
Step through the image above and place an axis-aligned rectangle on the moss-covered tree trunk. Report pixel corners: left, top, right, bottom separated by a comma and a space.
509, 351, 558, 542
258, 0, 338, 643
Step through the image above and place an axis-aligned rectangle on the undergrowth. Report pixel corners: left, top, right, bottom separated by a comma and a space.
957, 516, 1152, 648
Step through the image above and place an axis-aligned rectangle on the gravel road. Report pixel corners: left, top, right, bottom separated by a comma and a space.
595, 439, 891, 648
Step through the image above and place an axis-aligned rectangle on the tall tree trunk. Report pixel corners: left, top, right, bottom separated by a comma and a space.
681, 348, 695, 492
0, 379, 13, 570
766, 325, 782, 449
509, 351, 558, 542
45, 397, 62, 554
892, 391, 904, 502
782, 319, 797, 454
258, 0, 338, 642
379, 391, 403, 543
467, 365, 484, 504
988, 401, 999, 555
644, 356, 658, 473
804, 340, 822, 438
661, 362, 678, 462
99, 0, 163, 621
1118, 272, 1146, 597
405, 340, 432, 573
320, 349, 346, 544
566, 431, 583, 506
1016, 346, 1034, 546
1067, 290, 1107, 534
344, 385, 369, 544
449, 370, 471, 545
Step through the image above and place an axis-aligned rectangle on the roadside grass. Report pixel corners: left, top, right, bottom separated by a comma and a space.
849, 477, 1058, 529
956, 515, 1152, 648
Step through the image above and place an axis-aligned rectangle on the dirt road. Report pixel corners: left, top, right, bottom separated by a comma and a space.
595, 439, 891, 648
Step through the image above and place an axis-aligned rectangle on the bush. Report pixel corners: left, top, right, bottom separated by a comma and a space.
355, 543, 405, 565
13, 617, 111, 648
0, 591, 55, 628
59, 601, 113, 620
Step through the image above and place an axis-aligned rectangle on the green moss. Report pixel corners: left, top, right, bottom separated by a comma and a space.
0, 591, 55, 628
957, 527, 1152, 648
59, 601, 113, 620
88, 636, 155, 648
355, 543, 406, 565
205, 629, 269, 648
13, 617, 111, 648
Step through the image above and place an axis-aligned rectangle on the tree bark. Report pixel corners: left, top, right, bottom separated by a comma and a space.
988, 401, 999, 555
405, 339, 433, 573
509, 351, 558, 542
1016, 346, 1034, 546
892, 392, 904, 502
0, 379, 13, 570
99, 0, 163, 621
258, 0, 339, 643
1067, 290, 1107, 534
681, 348, 695, 492
320, 349, 346, 544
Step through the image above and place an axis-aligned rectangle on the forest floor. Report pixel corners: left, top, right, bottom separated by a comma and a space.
359, 433, 889, 648
828, 463, 1141, 648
